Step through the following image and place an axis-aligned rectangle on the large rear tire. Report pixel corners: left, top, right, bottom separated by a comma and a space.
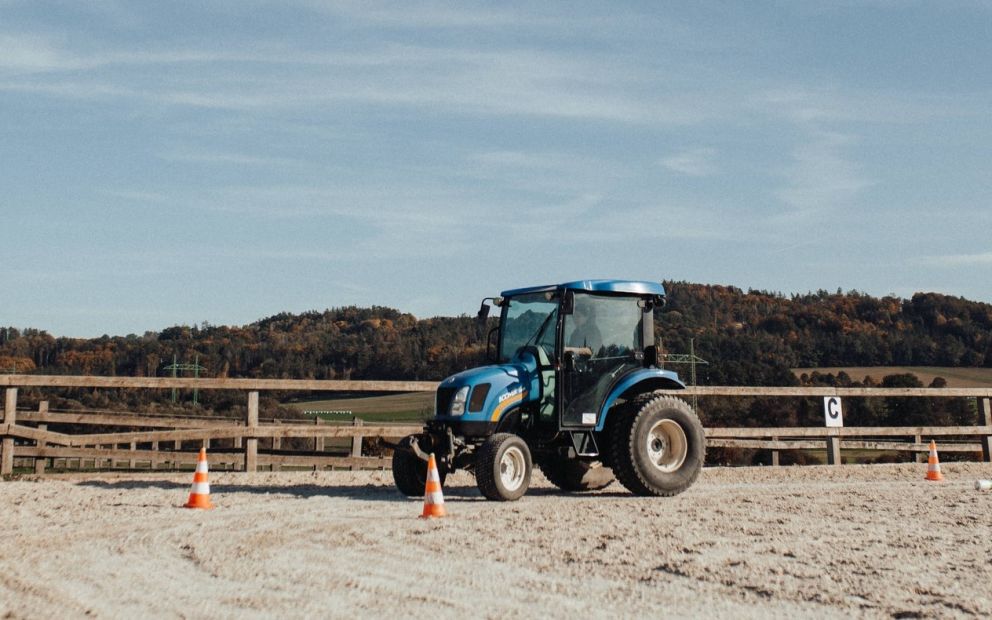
538, 456, 614, 492
476, 433, 532, 501
392, 436, 446, 497
610, 395, 705, 497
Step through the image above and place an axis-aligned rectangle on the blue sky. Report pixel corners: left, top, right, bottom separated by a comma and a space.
2, 1, 991, 337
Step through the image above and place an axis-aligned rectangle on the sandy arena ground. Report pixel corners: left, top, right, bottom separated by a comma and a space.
2, 462, 991, 619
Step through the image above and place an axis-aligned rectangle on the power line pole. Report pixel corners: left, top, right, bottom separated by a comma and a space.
660, 337, 708, 409
162, 354, 207, 405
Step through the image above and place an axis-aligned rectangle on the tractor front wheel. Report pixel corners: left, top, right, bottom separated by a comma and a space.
392, 435, 446, 496
610, 396, 705, 497
476, 433, 532, 501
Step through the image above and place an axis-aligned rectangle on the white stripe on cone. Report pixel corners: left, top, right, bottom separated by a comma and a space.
190, 482, 210, 495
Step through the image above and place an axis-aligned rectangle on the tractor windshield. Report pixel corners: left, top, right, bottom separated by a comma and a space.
498, 292, 558, 363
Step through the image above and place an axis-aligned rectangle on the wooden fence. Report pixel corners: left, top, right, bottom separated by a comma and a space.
1, 375, 991, 475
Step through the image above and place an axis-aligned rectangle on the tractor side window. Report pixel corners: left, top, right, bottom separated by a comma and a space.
564, 295, 643, 359
498, 293, 559, 363
561, 294, 644, 426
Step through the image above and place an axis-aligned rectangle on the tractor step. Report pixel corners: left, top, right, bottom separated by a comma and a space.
569, 431, 599, 457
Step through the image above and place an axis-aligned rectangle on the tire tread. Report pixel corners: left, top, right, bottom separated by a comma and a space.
610, 394, 705, 497
476, 433, 531, 501
392, 447, 427, 497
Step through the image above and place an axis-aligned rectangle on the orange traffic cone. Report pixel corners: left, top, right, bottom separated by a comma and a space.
419, 453, 446, 519
924, 440, 944, 482
184, 447, 214, 509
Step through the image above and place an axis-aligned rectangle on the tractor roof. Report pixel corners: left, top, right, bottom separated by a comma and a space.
500, 280, 665, 298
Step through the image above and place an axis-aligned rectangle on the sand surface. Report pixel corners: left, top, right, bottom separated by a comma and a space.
2, 462, 991, 619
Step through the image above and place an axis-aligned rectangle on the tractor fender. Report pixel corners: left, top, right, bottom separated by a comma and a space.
594, 369, 686, 432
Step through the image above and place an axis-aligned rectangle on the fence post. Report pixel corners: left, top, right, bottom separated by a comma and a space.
35, 401, 49, 474
350, 418, 364, 470
826, 432, 841, 466
1, 388, 17, 476
35, 423, 48, 474
771, 435, 780, 466
314, 417, 324, 453
915, 434, 925, 463
982, 398, 992, 463
245, 391, 258, 472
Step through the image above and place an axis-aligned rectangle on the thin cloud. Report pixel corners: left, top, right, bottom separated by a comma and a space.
305, 0, 537, 29
502, 194, 739, 244
0, 33, 76, 73
467, 150, 632, 194
472, 150, 577, 170
920, 252, 992, 266
660, 148, 718, 176
755, 85, 986, 124
293, 0, 651, 35
0, 79, 136, 99
0, 33, 714, 124
773, 130, 872, 221
99, 189, 171, 203
158, 149, 305, 168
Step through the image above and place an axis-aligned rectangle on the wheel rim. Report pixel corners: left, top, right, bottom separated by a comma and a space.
499, 446, 527, 491
646, 419, 688, 473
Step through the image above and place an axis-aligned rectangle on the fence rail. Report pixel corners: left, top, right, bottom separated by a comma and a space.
1, 375, 991, 475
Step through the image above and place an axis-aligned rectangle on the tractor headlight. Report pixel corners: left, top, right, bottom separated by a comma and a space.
449, 386, 470, 416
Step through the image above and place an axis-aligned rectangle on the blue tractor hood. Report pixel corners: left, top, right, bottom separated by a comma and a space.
435, 349, 543, 423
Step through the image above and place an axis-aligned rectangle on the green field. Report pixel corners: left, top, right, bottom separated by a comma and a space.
792, 366, 992, 388
284, 391, 434, 422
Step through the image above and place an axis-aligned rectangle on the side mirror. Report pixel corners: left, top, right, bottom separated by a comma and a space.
486, 326, 499, 362
477, 297, 500, 341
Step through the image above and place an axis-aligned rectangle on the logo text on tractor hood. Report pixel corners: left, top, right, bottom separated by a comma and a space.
498, 387, 524, 403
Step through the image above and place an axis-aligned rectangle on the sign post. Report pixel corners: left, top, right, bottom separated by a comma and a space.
823, 397, 843, 465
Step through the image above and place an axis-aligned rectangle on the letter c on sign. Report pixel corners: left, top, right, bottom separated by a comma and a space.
823, 397, 843, 428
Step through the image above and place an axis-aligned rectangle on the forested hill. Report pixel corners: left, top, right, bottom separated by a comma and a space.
0, 306, 485, 383
2, 283, 991, 387
659, 283, 992, 385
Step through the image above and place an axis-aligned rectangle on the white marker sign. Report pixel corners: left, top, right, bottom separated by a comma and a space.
823, 397, 843, 428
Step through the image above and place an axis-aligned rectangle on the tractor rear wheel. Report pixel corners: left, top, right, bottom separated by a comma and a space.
476, 433, 532, 501
610, 395, 705, 497
538, 456, 614, 492
392, 436, 446, 497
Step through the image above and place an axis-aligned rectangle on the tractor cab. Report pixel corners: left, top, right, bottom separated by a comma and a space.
488, 281, 666, 434
393, 280, 705, 502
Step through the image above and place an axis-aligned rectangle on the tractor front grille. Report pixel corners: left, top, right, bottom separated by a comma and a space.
435, 387, 457, 417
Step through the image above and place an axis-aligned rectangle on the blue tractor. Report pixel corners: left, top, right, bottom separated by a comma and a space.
392, 280, 705, 501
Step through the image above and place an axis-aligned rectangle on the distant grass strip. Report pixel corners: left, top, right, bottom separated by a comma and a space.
285, 391, 434, 423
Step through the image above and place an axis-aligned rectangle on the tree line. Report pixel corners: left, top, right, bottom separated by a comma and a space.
1, 283, 989, 428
